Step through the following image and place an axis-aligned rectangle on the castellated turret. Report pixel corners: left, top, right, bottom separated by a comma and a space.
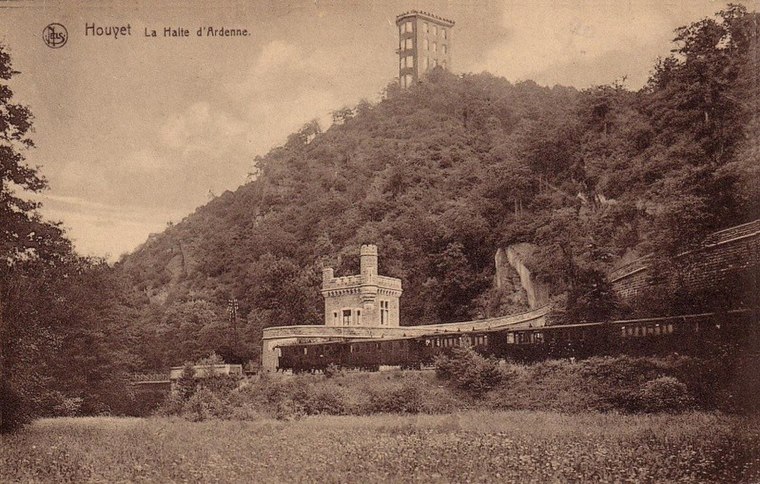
360, 244, 378, 278
321, 245, 402, 327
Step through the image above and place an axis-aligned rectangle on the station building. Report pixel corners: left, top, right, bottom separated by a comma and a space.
321, 244, 402, 328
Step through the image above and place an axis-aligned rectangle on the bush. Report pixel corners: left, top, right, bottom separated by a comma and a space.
175, 363, 197, 401
182, 387, 228, 422
636, 376, 694, 413
303, 385, 347, 415
367, 380, 422, 414
435, 347, 503, 396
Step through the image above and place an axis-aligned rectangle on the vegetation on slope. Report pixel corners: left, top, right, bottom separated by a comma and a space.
115, 6, 759, 368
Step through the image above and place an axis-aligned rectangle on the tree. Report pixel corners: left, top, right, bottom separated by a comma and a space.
0, 44, 70, 432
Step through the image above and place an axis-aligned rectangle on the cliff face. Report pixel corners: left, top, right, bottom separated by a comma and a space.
495, 244, 550, 309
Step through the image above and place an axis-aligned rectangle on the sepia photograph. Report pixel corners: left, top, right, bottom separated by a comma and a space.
0, 0, 758, 481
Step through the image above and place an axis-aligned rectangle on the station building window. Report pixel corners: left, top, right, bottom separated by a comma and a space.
342, 309, 351, 325
423, 38, 429, 50
423, 22, 429, 33
442, 44, 447, 54
433, 25, 438, 36
380, 300, 390, 324
442, 28, 447, 39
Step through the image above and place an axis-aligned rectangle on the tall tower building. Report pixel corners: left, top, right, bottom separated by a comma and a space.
396, 11, 455, 88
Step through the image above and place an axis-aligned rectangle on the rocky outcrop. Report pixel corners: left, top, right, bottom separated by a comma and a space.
495, 243, 550, 309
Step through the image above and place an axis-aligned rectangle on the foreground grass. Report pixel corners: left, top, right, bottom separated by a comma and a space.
2, 412, 759, 483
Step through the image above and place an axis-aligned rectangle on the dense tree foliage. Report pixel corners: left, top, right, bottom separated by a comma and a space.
114, 6, 758, 369
0, 46, 137, 432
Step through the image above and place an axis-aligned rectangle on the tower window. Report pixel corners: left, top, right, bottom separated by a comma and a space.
433, 25, 438, 36
442, 28, 447, 39
442, 44, 447, 55
432, 42, 437, 53
423, 22, 429, 33
333, 312, 338, 324
405, 38, 413, 50
380, 300, 390, 325
342, 309, 351, 325
356, 310, 362, 325
423, 38, 429, 50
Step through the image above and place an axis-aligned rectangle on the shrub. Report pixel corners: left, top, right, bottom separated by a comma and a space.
636, 376, 694, 413
182, 386, 227, 422
367, 380, 422, 414
175, 363, 197, 401
435, 347, 503, 396
303, 385, 347, 415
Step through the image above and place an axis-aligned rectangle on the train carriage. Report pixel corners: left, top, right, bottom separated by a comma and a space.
275, 309, 758, 373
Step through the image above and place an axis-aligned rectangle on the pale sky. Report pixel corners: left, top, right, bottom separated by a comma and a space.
0, 0, 748, 260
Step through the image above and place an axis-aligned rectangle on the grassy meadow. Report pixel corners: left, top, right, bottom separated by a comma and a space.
2, 412, 759, 483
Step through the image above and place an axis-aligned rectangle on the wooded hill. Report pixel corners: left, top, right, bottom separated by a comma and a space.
113, 5, 758, 369
1, 7, 757, 428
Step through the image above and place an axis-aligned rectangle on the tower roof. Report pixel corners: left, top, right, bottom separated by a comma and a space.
395, 10, 455, 27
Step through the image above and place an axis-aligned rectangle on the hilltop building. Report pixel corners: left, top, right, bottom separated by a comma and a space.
321, 244, 402, 327
396, 10, 454, 88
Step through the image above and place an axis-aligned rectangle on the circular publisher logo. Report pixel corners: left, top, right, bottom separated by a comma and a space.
43, 23, 68, 48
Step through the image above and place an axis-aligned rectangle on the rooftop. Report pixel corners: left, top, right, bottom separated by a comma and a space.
396, 10, 455, 27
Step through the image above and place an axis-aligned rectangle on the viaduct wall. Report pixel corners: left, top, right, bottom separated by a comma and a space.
609, 219, 760, 300
261, 306, 549, 371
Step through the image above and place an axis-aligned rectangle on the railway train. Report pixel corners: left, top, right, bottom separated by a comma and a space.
276, 309, 759, 373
